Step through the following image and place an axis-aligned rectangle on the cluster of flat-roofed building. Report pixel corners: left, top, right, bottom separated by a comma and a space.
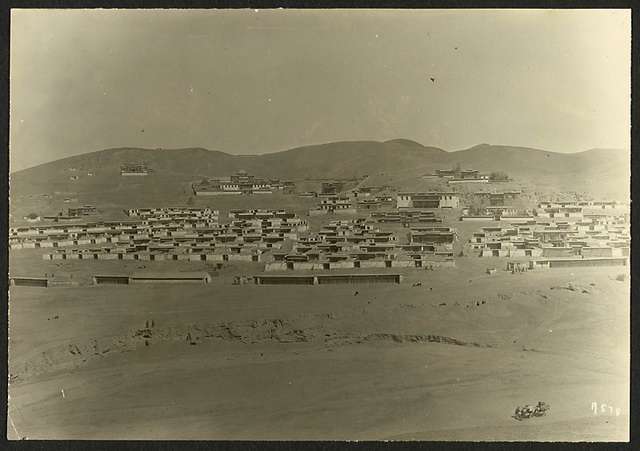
191, 170, 294, 195
461, 198, 626, 222
308, 191, 461, 215
265, 219, 456, 271
40, 205, 98, 222
11, 196, 628, 277
10, 207, 309, 262
308, 191, 395, 214
463, 200, 630, 267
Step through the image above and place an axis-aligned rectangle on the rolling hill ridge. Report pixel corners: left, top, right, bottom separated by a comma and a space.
9, 140, 630, 213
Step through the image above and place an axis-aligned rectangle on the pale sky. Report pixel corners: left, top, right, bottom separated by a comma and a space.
10, 9, 631, 171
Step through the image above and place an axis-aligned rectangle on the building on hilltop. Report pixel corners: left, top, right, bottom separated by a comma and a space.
424, 168, 490, 183
121, 163, 148, 176
435, 169, 456, 178
460, 169, 480, 179
192, 170, 272, 195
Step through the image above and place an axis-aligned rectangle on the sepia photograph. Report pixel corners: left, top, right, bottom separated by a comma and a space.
7, 8, 631, 441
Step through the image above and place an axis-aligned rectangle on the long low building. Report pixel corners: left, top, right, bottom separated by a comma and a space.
528, 257, 628, 269
10, 277, 49, 287
253, 273, 404, 285
397, 192, 459, 209
92, 272, 212, 285
92, 275, 130, 285
265, 256, 455, 271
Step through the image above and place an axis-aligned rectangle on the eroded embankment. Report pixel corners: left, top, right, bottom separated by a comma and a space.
10, 314, 496, 383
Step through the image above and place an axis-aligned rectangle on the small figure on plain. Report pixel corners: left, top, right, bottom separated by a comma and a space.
145, 320, 149, 328
354, 291, 359, 296
151, 319, 155, 328
430, 287, 433, 291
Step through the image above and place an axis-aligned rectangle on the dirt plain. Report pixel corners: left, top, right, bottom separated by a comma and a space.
7, 249, 629, 440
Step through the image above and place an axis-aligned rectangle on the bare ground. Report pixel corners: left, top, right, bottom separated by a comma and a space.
7, 258, 629, 441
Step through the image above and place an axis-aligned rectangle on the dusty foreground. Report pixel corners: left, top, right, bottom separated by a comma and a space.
8, 263, 629, 440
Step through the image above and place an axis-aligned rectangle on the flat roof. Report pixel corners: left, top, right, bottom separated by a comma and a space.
130, 271, 211, 279
532, 257, 627, 262
255, 273, 403, 277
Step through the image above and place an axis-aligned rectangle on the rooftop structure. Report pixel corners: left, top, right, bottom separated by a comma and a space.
192, 170, 272, 195
121, 163, 148, 176
253, 274, 404, 285
408, 227, 458, 245
309, 196, 356, 215
397, 192, 459, 209
321, 182, 345, 195
367, 210, 443, 224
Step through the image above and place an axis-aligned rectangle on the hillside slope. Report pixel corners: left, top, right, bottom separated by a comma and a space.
9, 141, 629, 213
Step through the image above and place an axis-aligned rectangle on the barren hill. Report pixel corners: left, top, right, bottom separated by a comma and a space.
9, 141, 629, 208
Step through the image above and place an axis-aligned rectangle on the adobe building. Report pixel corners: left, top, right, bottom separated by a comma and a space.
192, 170, 272, 195
447, 170, 490, 184
121, 163, 148, 176
10, 277, 49, 287
397, 192, 459, 209
435, 169, 456, 178
321, 182, 345, 195
129, 271, 212, 284
470, 191, 522, 207
528, 257, 628, 269
368, 210, 442, 225
408, 227, 457, 245
253, 273, 403, 285
309, 196, 357, 215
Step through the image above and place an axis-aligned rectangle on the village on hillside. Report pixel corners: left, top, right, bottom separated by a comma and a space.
9, 165, 629, 288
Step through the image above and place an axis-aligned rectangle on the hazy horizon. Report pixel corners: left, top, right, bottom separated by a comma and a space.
10, 9, 631, 172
